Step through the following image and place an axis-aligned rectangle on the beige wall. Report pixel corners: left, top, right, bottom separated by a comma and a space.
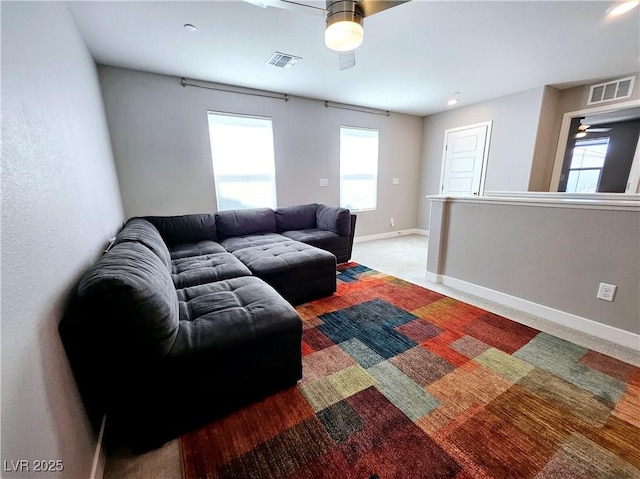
529, 85, 561, 191
98, 66, 424, 237
555, 73, 640, 116
547, 73, 640, 192
2, 2, 124, 477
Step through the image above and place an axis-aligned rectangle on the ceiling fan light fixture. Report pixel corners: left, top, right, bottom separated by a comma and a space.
575, 131, 588, 139
608, 0, 639, 16
325, 20, 363, 51
325, 1, 364, 51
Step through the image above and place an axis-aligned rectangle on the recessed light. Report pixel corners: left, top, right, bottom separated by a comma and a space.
184, 24, 197, 32
608, 0, 639, 16
447, 98, 459, 106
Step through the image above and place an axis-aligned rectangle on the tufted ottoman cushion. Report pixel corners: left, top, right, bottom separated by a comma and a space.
169, 240, 226, 260
219, 233, 290, 253
174, 276, 301, 355
232, 241, 337, 305
171, 252, 252, 289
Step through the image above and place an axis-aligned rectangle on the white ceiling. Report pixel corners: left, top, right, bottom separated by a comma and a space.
68, 1, 640, 116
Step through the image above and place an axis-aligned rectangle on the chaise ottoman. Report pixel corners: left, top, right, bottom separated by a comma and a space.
231, 240, 337, 305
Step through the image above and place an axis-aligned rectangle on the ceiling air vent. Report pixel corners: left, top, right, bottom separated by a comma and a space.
266, 52, 302, 69
588, 76, 636, 105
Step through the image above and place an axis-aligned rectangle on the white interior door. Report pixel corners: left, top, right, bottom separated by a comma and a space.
440, 122, 492, 195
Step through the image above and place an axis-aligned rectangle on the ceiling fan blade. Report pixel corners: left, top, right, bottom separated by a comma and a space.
586, 128, 612, 133
357, 0, 411, 17
243, 0, 326, 16
338, 50, 356, 70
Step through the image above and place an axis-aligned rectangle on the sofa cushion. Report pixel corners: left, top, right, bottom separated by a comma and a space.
169, 241, 227, 260
77, 242, 179, 356
215, 208, 277, 239
144, 214, 217, 245
172, 276, 301, 356
231, 241, 337, 304
281, 229, 346, 254
275, 204, 318, 232
219, 233, 290, 253
112, 218, 172, 269
317, 205, 351, 237
171, 253, 252, 289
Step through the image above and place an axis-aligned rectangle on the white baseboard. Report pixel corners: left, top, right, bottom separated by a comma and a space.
425, 271, 442, 284
89, 415, 107, 479
355, 228, 428, 244
426, 273, 640, 351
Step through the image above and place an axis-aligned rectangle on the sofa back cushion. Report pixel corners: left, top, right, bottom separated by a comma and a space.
317, 205, 351, 236
144, 214, 217, 246
112, 218, 172, 269
275, 204, 318, 232
77, 242, 179, 356
215, 208, 277, 239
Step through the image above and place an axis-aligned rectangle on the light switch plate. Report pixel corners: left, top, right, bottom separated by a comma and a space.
319, 178, 329, 187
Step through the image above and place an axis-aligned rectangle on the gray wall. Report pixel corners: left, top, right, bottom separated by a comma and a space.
428, 198, 639, 335
417, 87, 545, 229
98, 66, 424, 237
1, 3, 124, 478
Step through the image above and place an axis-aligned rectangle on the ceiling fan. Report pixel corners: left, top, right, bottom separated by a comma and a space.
575, 121, 612, 138
245, 0, 411, 70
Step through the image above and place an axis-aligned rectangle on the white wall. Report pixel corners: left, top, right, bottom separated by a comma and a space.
1, 3, 124, 478
417, 87, 546, 228
98, 66, 424, 237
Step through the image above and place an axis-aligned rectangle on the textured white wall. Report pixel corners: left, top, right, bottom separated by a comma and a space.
98, 66, 424, 237
417, 87, 545, 228
1, 3, 124, 478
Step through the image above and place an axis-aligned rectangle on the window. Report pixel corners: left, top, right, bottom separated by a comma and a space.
340, 127, 379, 211
207, 112, 277, 211
566, 138, 609, 193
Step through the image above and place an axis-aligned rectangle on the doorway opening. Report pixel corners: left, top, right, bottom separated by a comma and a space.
551, 101, 640, 193
558, 118, 639, 193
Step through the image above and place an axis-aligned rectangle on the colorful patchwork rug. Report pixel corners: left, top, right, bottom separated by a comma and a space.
180, 263, 640, 479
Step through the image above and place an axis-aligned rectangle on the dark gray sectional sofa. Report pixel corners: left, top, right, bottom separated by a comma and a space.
59, 203, 355, 452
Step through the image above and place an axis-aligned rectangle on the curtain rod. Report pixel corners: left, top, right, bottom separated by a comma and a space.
324, 101, 390, 117
180, 78, 289, 102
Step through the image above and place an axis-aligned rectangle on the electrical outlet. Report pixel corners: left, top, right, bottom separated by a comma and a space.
596, 283, 617, 302
390, 217, 394, 228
